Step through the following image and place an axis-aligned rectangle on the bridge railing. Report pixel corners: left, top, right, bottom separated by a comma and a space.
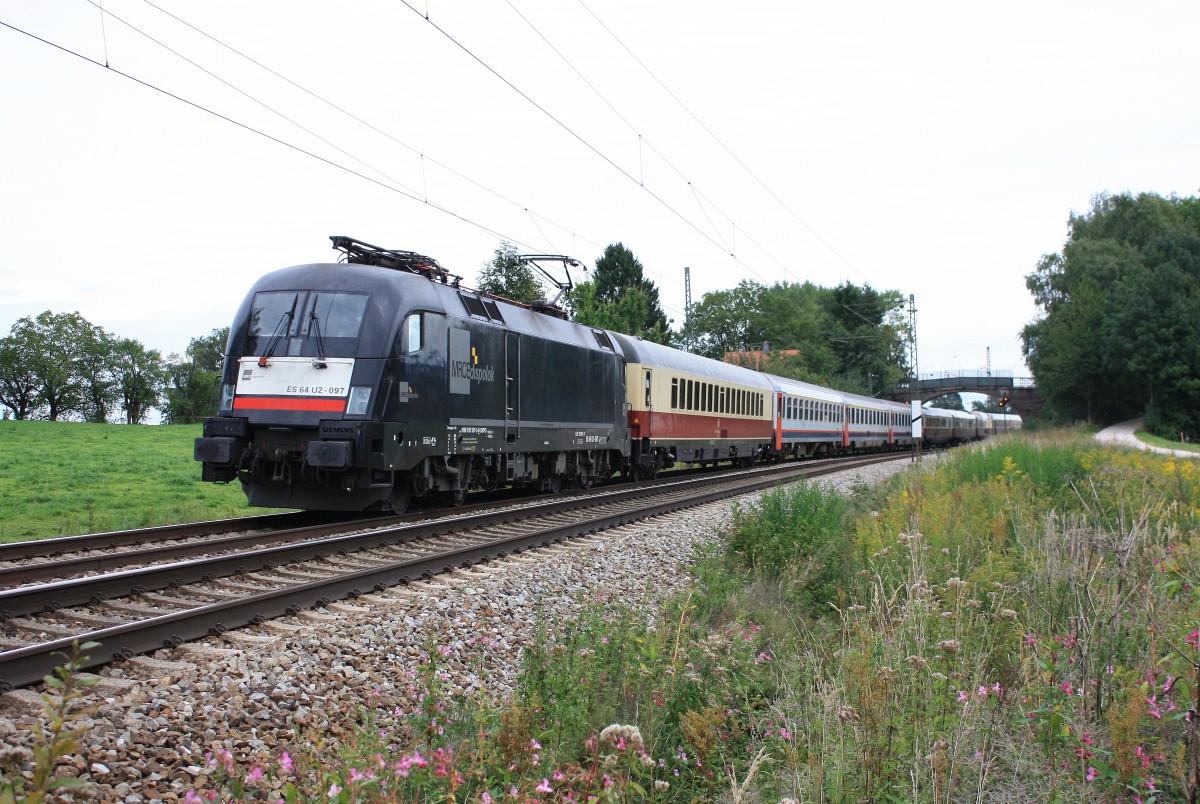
889, 370, 1035, 396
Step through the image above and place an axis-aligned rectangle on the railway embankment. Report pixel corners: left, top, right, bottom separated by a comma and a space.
0, 457, 916, 802
4, 432, 1198, 801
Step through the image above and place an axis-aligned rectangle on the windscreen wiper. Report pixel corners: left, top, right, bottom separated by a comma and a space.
308, 294, 328, 368
259, 296, 298, 367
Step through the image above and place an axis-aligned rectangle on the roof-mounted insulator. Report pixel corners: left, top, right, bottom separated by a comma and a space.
330, 235, 462, 287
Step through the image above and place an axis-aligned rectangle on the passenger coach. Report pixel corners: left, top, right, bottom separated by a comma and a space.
612, 333, 774, 477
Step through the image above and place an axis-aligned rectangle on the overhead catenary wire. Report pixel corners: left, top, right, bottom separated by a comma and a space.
500, 0, 798, 281
393, 0, 770, 287
0, 19, 538, 257
134, 0, 606, 261
574, 0, 871, 285
84, 0, 426, 201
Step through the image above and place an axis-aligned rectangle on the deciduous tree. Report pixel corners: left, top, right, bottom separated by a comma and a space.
569, 243, 673, 345
0, 333, 43, 420
476, 242, 546, 304
1021, 192, 1200, 436
162, 328, 229, 424
113, 338, 167, 424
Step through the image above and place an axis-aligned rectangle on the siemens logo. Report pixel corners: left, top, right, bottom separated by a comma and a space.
451, 361, 495, 383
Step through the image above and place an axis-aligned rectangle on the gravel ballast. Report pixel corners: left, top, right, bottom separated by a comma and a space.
0, 457, 923, 801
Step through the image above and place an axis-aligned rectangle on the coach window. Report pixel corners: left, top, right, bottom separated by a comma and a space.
645, 371, 652, 407
671, 378, 679, 409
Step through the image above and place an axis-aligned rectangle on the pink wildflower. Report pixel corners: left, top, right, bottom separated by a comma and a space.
780, 727, 792, 740
1087, 766, 1097, 781
1186, 628, 1199, 648
957, 691, 969, 703
280, 751, 294, 773
1024, 633, 1036, 645
246, 766, 264, 784
329, 783, 342, 796
482, 794, 492, 804
536, 778, 553, 793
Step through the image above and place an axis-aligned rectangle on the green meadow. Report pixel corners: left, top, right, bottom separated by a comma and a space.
0, 419, 283, 542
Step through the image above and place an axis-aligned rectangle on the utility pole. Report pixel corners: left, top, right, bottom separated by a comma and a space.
684, 266, 693, 353
909, 294, 922, 462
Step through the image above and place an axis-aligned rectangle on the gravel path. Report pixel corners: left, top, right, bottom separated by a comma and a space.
0, 457, 923, 802
1095, 418, 1199, 458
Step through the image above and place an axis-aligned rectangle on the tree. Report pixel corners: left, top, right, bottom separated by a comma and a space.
3, 311, 106, 421
685, 280, 767, 359
112, 338, 167, 424
928, 393, 966, 411
476, 242, 546, 304
0, 333, 44, 420
823, 282, 908, 395
1021, 192, 1200, 435
569, 243, 672, 344
162, 328, 229, 424
74, 320, 120, 423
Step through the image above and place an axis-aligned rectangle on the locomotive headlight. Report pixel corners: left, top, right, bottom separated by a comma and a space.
346, 386, 373, 416
219, 383, 236, 412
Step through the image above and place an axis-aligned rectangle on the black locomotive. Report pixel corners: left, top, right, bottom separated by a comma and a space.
195, 237, 628, 513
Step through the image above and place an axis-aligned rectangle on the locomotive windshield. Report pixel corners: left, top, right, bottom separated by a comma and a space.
242, 290, 368, 357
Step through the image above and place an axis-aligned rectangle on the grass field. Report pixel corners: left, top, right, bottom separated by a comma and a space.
1138, 429, 1200, 453
0, 419, 286, 542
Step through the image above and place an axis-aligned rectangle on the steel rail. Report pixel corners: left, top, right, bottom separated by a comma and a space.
0, 451, 880, 565
0, 454, 900, 615
0, 452, 910, 689
0, 511, 324, 562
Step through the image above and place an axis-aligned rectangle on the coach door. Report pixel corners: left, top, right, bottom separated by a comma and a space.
505, 332, 520, 443
642, 368, 653, 437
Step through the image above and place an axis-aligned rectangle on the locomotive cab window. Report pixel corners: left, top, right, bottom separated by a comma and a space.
243, 290, 367, 357
401, 312, 423, 354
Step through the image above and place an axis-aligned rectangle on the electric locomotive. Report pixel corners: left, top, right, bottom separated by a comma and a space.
194, 237, 628, 513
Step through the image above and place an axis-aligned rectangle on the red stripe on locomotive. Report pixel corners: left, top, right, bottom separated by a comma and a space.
233, 397, 347, 412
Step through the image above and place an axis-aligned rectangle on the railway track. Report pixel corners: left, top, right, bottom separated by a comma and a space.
0, 452, 910, 690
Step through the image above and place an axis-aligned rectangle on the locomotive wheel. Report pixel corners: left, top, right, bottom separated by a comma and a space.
388, 487, 412, 515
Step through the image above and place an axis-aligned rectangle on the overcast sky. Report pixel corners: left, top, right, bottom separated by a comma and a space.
2, 0, 1197, 379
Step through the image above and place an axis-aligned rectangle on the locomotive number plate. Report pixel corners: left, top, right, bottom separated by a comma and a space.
236, 357, 355, 397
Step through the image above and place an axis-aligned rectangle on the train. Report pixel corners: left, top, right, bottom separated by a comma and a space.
194, 237, 1021, 512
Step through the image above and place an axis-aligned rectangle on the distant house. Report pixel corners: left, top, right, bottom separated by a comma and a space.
723, 347, 801, 372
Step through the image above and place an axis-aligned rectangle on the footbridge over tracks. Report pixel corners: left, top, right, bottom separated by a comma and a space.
886, 371, 1044, 417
